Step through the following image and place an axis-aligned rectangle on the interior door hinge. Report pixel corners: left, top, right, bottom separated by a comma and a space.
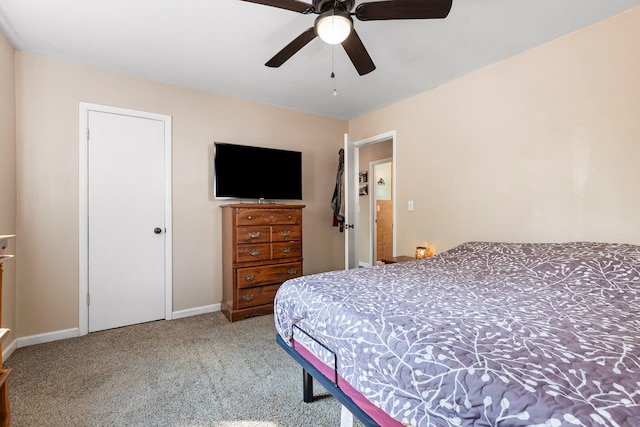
87, 293, 90, 305
86, 128, 90, 142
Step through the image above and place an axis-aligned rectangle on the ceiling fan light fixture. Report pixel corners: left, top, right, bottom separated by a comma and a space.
316, 11, 352, 45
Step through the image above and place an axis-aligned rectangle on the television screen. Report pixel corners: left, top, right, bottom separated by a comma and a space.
214, 142, 302, 201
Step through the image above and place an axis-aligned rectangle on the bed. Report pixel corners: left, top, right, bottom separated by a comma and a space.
274, 241, 640, 426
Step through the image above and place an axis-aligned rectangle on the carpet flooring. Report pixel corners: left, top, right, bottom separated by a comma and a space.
4, 312, 365, 427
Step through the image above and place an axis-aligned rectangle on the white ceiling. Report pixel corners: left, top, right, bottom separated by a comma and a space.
1, 0, 638, 120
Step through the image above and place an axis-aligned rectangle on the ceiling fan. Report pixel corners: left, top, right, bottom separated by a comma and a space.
241, 0, 453, 76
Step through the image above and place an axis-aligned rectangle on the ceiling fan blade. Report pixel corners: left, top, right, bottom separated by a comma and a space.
341, 29, 376, 76
240, 0, 312, 14
355, 0, 453, 21
265, 27, 317, 67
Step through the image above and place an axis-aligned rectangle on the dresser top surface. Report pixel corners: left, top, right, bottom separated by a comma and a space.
221, 204, 305, 209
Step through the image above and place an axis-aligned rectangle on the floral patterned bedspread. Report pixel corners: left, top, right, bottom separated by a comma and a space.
274, 242, 640, 427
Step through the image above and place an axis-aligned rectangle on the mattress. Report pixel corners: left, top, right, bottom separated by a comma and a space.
274, 241, 640, 426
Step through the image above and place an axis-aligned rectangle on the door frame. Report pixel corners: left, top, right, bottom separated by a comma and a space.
78, 102, 173, 336
345, 130, 397, 269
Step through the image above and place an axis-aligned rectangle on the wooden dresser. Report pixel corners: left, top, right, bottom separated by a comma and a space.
221, 204, 304, 322
0, 234, 15, 427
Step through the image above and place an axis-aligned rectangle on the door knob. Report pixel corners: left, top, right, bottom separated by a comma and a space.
154, 228, 162, 234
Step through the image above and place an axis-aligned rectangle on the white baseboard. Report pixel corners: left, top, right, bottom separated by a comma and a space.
172, 303, 220, 319
17, 327, 80, 349
9, 304, 222, 354
2, 338, 17, 363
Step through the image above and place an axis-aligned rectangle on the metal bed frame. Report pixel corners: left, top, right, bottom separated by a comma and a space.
276, 325, 381, 427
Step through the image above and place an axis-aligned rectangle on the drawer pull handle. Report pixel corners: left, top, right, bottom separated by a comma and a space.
281, 230, 291, 237
249, 249, 260, 256
287, 215, 292, 220
249, 231, 260, 239
247, 215, 253, 220
244, 274, 255, 281
241, 294, 255, 302
281, 247, 292, 253
287, 268, 298, 275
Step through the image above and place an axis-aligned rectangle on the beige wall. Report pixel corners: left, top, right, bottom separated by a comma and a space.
0, 30, 16, 349
349, 7, 640, 256
14, 52, 347, 337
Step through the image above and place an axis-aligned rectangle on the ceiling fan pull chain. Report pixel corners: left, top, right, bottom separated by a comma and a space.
331, 45, 338, 96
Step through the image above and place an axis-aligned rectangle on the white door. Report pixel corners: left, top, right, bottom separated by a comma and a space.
87, 110, 166, 332
344, 134, 359, 269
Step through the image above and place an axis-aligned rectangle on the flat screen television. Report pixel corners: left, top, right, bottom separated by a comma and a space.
214, 142, 303, 201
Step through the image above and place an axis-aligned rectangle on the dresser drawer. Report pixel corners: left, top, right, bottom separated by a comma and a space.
236, 262, 302, 289
236, 243, 271, 263
271, 225, 301, 242
272, 242, 302, 259
237, 283, 281, 309
237, 209, 301, 226
236, 226, 270, 244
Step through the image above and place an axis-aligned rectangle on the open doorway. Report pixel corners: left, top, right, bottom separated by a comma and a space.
357, 139, 394, 267
372, 159, 393, 264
